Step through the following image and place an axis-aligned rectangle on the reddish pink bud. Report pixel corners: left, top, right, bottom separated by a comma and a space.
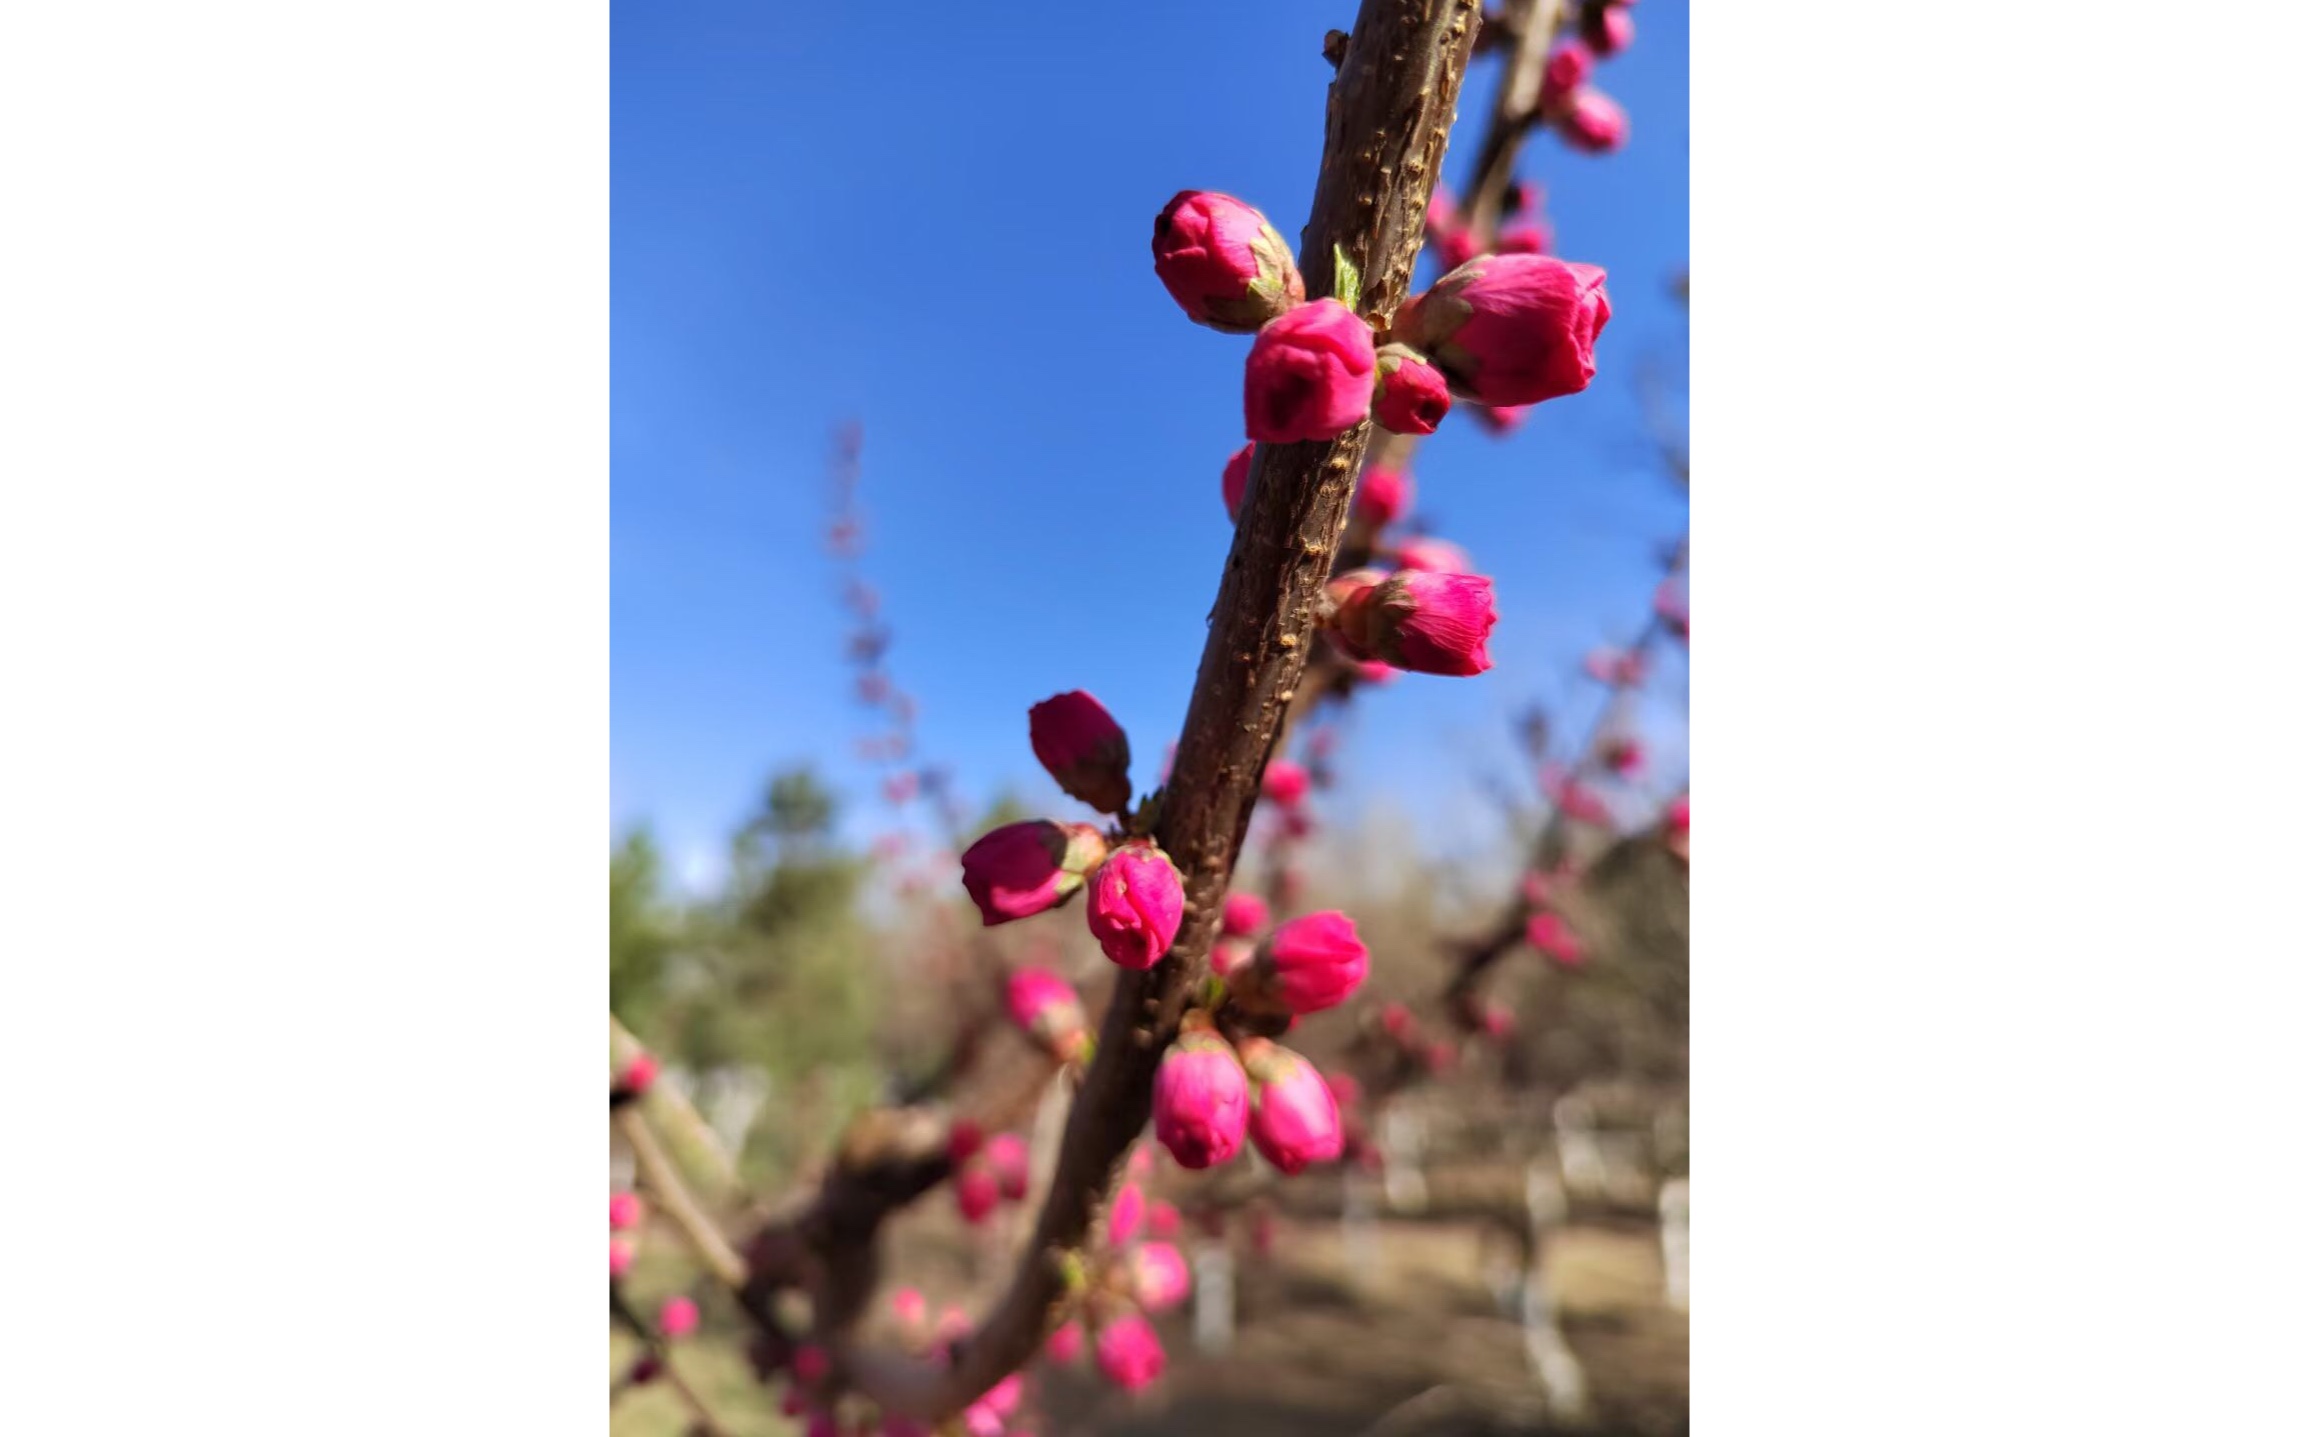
948, 1117, 984, 1164
1095, 1313, 1167, 1392
1327, 1071, 1362, 1110
1380, 1001, 1417, 1041
805, 1412, 839, 1437
891, 1286, 927, 1331
1330, 570, 1499, 677
792, 1343, 831, 1384
1353, 465, 1414, 528
1393, 536, 1472, 574
955, 1165, 1001, 1223
1552, 86, 1629, 153
1371, 345, 1452, 436
1436, 226, 1480, 272
1006, 966, 1089, 1062
1473, 402, 1530, 436
1583, 646, 1648, 686
617, 1050, 658, 1097
1086, 841, 1186, 970
1586, 5, 1635, 56
1238, 1039, 1345, 1175
1029, 691, 1132, 814
1146, 1199, 1182, 1240
609, 1236, 635, 1278
1153, 1029, 1249, 1169
1220, 890, 1270, 938
1261, 759, 1310, 807
1522, 869, 1564, 907
1527, 911, 1585, 966
659, 1294, 700, 1339
1128, 1145, 1155, 1179
1109, 1181, 1144, 1245
1243, 299, 1378, 443
980, 1372, 1025, 1420
1542, 39, 1595, 102
1393, 254, 1610, 409
1152, 190, 1305, 334
1425, 1039, 1459, 1074
1655, 578, 1690, 638
1221, 442, 1254, 521
1479, 1000, 1518, 1040
1126, 1240, 1194, 1313
961, 821, 1108, 926
781, 1390, 809, 1418
1665, 794, 1689, 859
1495, 221, 1554, 256
629, 1353, 663, 1385
985, 1133, 1031, 1201
1602, 735, 1646, 777
1355, 659, 1400, 685
1045, 1321, 1085, 1364
609, 1191, 644, 1231
936, 1306, 974, 1346
1209, 935, 1255, 980
1233, 910, 1369, 1017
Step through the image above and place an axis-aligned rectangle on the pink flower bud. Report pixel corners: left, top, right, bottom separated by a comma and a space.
1239, 1040, 1345, 1175
955, 1165, 1001, 1223
985, 1132, 1031, 1201
1006, 966, 1089, 1062
948, 1117, 984, 1164
805, 1412, 839, 1437
1126, 1240, 1194, 1314
981, 1372, 1025, 1420
1370, 345, 1452, 436
1243, 299, 1378, 444
1153, 1029, 1249, 1169
1327, 1071, 1362, 1110
1552, 86, 1628, 153
1220, 890, 1270, 938
1495, 221, 1554, 256
1352, 465, 1414, 528
1209, 935, 1255, 980
1232, 910, 1369, 1017
659, 1294, 700, 1339
1221, 442, 1254, 521
1542, 39, 1594, 102
1109, 1181, 1144, 1245
1527, 911, 1585, 967
1260, 759, 1310, 807
1392, 254, 1610, 409
1028, 690, 1132, 814
1473, 402, 1530, 436
891, 1286, 927, 1331
1585, 4, 1635, 56
1086, 841, 1186, 970
1393, 536, 1472, 574
609, 1190, 644, 1231
1146, 1199, 1182, 1240
616, 1050, 658, 1097
1330, 570, 1499, 677
1602, 735, 1646, 777
792, 1343, 831, 1384
1354, 659, 1400, 685
609, 1236, 635, 1278
1424, 186, 1459, 238
1436, 226, 1480, 271
629, 1353, 663, 1385
1045, 1320, 1085, 1364
1095, 1313, 1167, 1392
1152, 190, 1305, 334
1655, 578, 1690, 638
1128, 1145, 1155, 1179
961, 820, 1108, 925
1480, 1001, 1518, 1040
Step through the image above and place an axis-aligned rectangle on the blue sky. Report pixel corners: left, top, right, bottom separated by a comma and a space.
612, 1, 1688, 891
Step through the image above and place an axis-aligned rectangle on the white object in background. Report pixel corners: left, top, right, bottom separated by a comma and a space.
1526, 1160, 1570, 1232
1598, 1131, 1646, 1205
1191, 1239, 1234, 1354
1659, 1177, 1690, 1311
1381, 1106, 1428, 1213
695, 1066, 769, 1161
1553, 1094, 1607, 1198
610, 1145, 635, 1190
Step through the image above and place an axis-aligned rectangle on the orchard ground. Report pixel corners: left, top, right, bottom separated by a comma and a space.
610, 1184, 1687, 1437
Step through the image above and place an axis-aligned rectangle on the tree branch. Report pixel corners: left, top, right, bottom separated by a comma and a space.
826, 2, 1484, 1420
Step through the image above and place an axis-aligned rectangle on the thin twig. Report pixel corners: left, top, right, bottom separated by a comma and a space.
617, 1104, 751, 1291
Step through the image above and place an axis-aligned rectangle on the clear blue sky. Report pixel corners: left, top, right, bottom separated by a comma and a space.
612, 1, 1688, 891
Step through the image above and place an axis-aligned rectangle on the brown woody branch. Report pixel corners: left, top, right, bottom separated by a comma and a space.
818, 2, 1485, 1420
